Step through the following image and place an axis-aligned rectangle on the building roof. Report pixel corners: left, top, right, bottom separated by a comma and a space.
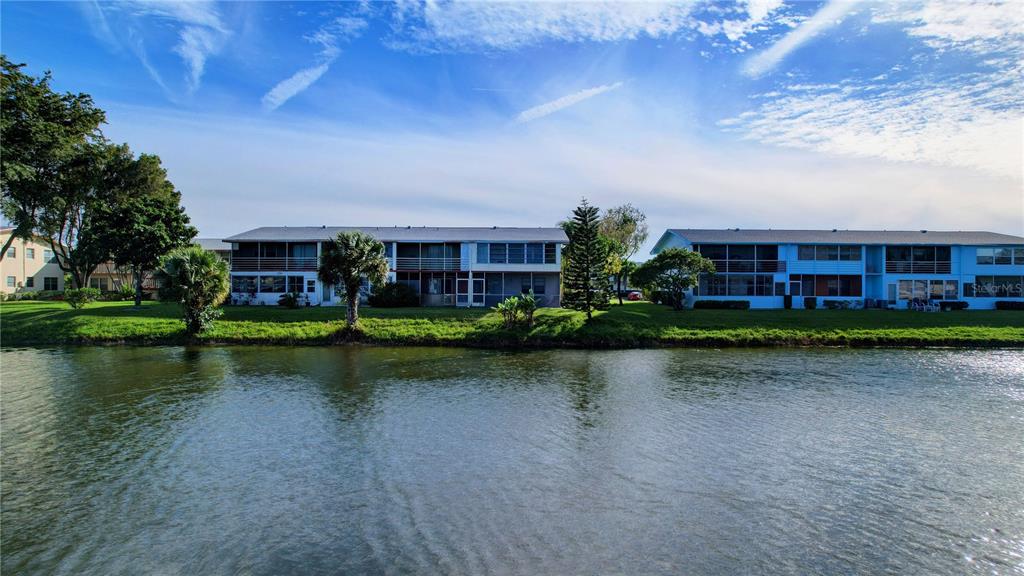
194, 238, 232, 251
224, 226, 569, 243
654, 229, 1024, 252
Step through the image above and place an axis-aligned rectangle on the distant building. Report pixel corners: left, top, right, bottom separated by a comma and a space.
651, 229, 1024, 309
0, 228, 65, 294
88, 238, 231, 293
223, 226, 568, 307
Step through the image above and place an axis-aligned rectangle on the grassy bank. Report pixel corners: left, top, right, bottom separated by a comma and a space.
3, 300, 1023, 348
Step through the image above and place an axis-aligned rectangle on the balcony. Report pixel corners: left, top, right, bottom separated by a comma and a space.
395, 257, 461, 271
708, 260, 787, 273
885, 261, 951, 274
231, 257, 318, 272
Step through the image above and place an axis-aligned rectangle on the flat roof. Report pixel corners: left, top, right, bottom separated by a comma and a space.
660, 229, 1024, 247
224, 226, 569, 243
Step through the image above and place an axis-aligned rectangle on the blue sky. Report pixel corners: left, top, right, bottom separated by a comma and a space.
2, 1, 1022, 248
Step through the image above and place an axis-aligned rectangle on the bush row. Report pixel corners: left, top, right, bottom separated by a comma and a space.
995, 301, 1024, 310
693, 300, 751, 310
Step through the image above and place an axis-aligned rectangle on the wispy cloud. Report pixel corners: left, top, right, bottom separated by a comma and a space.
80, 0, 230, 94
719, 72, 1023, 179
262, 17, 367, 112
388, 3, 697, 52
742, 0, 858, 77
515, 82, 624, 124
871, 0, 1024, 56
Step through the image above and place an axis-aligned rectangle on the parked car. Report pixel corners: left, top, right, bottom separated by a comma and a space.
627, 291, 642, 301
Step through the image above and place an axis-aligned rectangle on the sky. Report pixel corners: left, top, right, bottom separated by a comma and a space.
2, 0, 1022, 252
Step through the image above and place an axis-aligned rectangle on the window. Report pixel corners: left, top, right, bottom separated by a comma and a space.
43, 249, 54, 262
790, 275, 862, 297
994, 248, 1013, 265
289, 243, 316, 258
886, 246, 911, 262
775, 282, 786, 296
898, 278, 961, 300
815, 246, 839, 261
25, 248, 34, 259
485, 273, 503, 295
89, 277, 109, 291
945, 281, 958, 299
507, 243, 525, 264
976, 247, 1017, 266
232, 276, 257, 293
1015, 248, 1024, 265
7, 247, 14, 258
976, 247, 994, 265
384, 243, 393, 258
839, 246, 861, 261
533, 276, 546, 295
490, 243, 507, 264
797, 246, 815, 260
544, 243, 557, 264
260, 243, 286, 258
477, 243, 489, 263
964, 282, 974, 297
306, 279, 316, 293
521, 275, 531, 294
287, 276, 304, 293
526, 243, 544, 264
25, 277, 34, 288
6, 276, 15, 287
44, 277, 58, 291
259, 276, 286, 293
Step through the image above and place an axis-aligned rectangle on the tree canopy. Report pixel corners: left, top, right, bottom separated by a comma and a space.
1, 55, 105, 261
599, 204, 648, 305
632, 248, 717, 310
155, 245, 230, 335
561, 198, 612, 320
318, 231, 390, 327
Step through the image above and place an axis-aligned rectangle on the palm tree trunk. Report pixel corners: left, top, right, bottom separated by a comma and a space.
346, 287, 360, 326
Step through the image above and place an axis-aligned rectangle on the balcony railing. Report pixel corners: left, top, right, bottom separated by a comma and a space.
231, 257, 318, 272
885, 261, 952, 274
708, 260, 787, 273
395, 257, 461, 271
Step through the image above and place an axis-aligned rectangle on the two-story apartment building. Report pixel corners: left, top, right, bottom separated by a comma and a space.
0, 227, 65, 295
651, 229, 1024, 310
223, 227, 567, 307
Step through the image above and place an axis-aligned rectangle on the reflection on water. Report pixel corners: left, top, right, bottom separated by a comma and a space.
2, 347, 1023, 575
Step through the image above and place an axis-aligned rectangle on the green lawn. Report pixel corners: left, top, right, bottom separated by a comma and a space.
2, 300, 1023, 348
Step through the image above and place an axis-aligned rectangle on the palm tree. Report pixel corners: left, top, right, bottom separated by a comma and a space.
154, 245, 230, 335
318, 231, 389, 327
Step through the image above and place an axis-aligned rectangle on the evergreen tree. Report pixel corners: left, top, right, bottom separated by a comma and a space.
561, 199, 612, 320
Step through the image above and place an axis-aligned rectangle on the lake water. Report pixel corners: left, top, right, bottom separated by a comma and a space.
2, 346, 1022, 575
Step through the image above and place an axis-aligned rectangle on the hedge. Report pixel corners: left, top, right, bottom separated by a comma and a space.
693, 300, 751, 310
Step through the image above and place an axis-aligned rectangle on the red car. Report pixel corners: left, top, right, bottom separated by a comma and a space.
626, 291, 642, 301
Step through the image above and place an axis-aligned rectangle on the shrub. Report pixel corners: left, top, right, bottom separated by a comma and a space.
155, 246, 230, 335
494, 296, 522, 328
693, 300, 750, 310
995, 301, 1024, 310
117, 283, 137, 301
823, 299, 854, 310
64, 288, 101, 309
804, 297, 818, 310
518, 290, 538, 327
368, 282, 419, 307
278, 292, 301, 309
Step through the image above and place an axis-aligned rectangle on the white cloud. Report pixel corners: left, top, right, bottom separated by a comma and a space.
872, 0, 1024, 55
743, 0, 859, 77
515, 82, 624, 123
719, 72, 1023, 180
82, 0, 230, 94
261, 17, 367, 111
388, 2, 697, 51
103, 105, 1024, 246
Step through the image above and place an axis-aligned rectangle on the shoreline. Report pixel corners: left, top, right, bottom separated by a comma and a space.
3, 300, 1023, 349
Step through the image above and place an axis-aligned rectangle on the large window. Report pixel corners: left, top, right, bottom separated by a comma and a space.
898, 279, 959, 300
796, 245, 861, 261
478, 243, 558, 265
44, 277, 58, 291
972, 276, 1023, 297
698, 274, 775, 296
260, 276, 286, 293
232, 276, 257, 293
977, 247, 1021, 265
789, 275, 862, 297
287, 276, 305, 293
694, 244, 783, 273
886, 245, 951, 273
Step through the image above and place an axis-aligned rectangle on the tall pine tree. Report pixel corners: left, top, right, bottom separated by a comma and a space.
561, 199, 611, 320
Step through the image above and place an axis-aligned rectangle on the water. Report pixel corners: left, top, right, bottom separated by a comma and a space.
1, 347, 1022, 575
